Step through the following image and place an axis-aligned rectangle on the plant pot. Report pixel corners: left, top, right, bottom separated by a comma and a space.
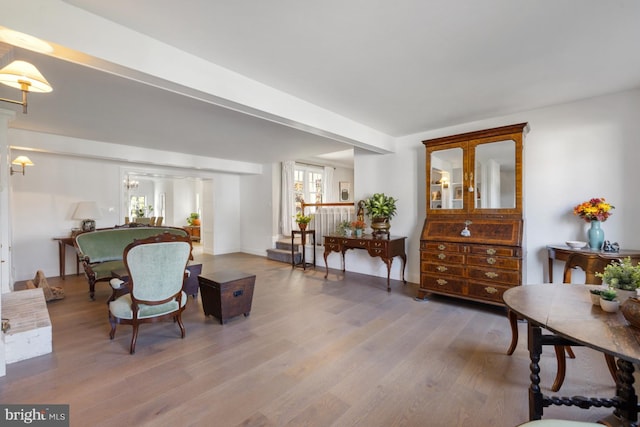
621, 297, 640, 329
345, 229, 353, 237
298, 222, 307, 231
590, 292, 601, 305
370, 217, 390, 237
355, 229, 363, 237
600, 298, 619, 313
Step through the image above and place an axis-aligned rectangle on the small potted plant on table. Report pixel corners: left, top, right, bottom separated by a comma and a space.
337, 220, 353, 237
351, 220, 366, 237
597, 257, 640, 325
599, 288, 619, 312
295, 213, 312, 231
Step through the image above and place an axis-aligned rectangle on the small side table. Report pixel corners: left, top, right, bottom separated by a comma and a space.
291, 230, 316, 270
52, 237, 81, 279
198, 271, 256, 324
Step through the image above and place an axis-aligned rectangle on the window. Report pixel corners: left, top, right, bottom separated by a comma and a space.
294, 164, 323, 214
130, 196, 149, 218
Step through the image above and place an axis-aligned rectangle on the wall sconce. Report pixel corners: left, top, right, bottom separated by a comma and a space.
0, 60, 52, 114
123, 176, 139, 190
72, 201, 102, 232
10, 155, 34, 175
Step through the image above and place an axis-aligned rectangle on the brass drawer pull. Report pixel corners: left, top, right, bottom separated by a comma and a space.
436, 265, 448, 272
438, 244, 446, 251
438, 253, 446, 260
486, 248, 496, 255
485, 287, 498, 294
436, 279, 448, 286
486, 257, 496, 265
374, 242, 383, 247
484, 272, 499, 279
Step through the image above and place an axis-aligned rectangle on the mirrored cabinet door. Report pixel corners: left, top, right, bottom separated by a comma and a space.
469, 135, 522, 214
472, 139, 516, 210
427, 145, 464, 211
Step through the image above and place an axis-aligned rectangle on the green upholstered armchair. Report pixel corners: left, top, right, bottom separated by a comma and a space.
108, 233, 192, 354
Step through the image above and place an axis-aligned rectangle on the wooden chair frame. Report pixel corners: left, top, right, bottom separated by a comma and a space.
108, 233, 192, 354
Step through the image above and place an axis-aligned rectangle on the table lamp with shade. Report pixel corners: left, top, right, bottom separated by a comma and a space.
73, 201, 101, 232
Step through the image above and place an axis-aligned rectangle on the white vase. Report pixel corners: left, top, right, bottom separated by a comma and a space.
600, 298, 620, 313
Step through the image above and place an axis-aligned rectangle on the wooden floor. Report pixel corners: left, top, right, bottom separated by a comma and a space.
0, 253, 620, 426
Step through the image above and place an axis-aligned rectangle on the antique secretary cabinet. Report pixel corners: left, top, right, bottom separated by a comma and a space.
419, 123, 529, 305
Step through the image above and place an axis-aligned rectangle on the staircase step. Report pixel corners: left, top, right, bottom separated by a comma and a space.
275, 240, 297, 251
266, 248, 301, 265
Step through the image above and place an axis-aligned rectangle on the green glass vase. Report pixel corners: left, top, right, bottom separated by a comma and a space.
588, 220, 604, 250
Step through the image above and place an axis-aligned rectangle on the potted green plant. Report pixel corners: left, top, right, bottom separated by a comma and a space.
295, 212, 312, 230
187, 212, 200, 226
599, 288, 619, 312
589, 288, 603, 305
337, 220, 352, 237
351, 220, 366, 237
362, 193, 398, 236
595, 257, 640, 291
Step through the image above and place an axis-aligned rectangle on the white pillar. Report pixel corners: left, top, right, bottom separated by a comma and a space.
0, 107, 17, 377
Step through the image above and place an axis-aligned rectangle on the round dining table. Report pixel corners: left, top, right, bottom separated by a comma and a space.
503, 283, 640, 426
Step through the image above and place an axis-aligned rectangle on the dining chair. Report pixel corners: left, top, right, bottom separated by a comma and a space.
551, 253, 618, 391
517, 420, 601, 426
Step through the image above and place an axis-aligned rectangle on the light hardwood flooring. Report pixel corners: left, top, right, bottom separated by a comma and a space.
0, 253, 620, 426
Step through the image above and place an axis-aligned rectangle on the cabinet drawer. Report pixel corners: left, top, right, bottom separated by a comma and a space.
345, 239, 369, 249
325, 243, 342, 252
466, 255, 520, 270
466, 281, 512, 304
468, 245, 518, 257
421, 273, 465, 295
467, 267, 520, 285
368, 247, 387, 257
422, 242, 463, 253
325, 236, 343, 245
421, 261, 465, 277
422, 252, 464, 264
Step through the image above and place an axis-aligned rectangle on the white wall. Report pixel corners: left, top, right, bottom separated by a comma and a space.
332, 167, 355, 202
8, 135, 246, 282
212, 173, 242, 255
240, 163, 277, 256
353, 88, 640, 285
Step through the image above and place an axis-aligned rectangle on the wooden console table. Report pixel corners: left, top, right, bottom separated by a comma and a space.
323, 234, 407, 292
547, 244, 640, 283
184, 226, 201, 242
52, 236, 80, 279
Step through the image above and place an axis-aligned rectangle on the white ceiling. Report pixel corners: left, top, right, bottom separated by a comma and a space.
2, 0, 640, 168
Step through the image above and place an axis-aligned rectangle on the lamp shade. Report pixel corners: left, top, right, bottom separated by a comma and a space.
73, 201, 102, 220
0, 60, 52, 93
11, 155, 34, 167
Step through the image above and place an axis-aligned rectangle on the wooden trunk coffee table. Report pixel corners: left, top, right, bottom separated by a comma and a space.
198, 271, 256, 324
